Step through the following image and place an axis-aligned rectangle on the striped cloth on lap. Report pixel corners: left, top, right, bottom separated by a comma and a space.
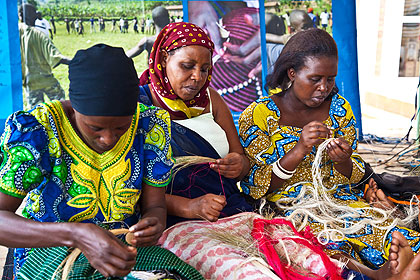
17, 246, 204, 280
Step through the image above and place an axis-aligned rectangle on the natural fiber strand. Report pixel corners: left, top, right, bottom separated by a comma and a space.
129, 271, 166, 280
173, 156, 216, 169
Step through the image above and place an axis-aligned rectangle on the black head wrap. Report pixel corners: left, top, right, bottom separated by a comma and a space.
69, 44, 139, 116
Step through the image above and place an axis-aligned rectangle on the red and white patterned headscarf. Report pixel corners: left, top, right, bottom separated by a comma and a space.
139, 22, 214, 118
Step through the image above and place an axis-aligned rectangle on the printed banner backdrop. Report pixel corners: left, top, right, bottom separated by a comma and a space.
187, 0, 264, 126
185, 0, 338, 128
5, 0, 360, 136
0, 0, 22, 132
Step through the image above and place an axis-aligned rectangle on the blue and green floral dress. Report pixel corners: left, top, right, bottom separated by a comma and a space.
0, 100, 173, 274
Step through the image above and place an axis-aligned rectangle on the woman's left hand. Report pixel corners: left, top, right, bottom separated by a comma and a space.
326, 137, 352, 163
128, 217, 164, 247
210, 152, 244, 179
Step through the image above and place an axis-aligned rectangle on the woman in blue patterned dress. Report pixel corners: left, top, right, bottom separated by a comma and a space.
0, 45, 196, 279
239, 28, 420, 279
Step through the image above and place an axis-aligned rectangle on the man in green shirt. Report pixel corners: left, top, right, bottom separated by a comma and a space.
19, 3, 71, 108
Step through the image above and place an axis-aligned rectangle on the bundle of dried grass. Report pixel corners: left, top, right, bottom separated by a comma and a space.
129, 271, 166, 280
203, 212, 342, 279
173, 156, 216, 169
206, 217, 262, 259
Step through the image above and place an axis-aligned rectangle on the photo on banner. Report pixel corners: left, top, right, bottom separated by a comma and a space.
399, 0, 420, 77
187, 0, 332, 117
188, 0, 263, 113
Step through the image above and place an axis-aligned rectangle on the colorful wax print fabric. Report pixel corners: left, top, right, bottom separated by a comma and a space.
238, 94, 420, 269
0, 100, 173, 273
239, 94, 364, 200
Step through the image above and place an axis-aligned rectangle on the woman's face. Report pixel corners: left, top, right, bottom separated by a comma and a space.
162, 45, 212, 101
74, 110, 133, 154
288, 56, 337, 108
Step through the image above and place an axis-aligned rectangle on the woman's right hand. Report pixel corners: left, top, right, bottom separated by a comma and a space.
296, 121, 331, 156
74, 223, 137, 278
187, 194, 227, 222
210, 152, 246, 179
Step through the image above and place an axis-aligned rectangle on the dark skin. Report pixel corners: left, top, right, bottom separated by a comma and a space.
335, 231, 420, 279
19, 4, 71, 65
125, 36, 156, 59
387, 251, 420, 280
268, 56, 352, 193
150, 45, 250, 222
37, 12, 53, 40
188, 1, 247, 54
0, 100, 166, 277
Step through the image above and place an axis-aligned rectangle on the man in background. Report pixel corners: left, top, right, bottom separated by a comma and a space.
50, 15, 56, 35
19, 3, 71, 108
89, 17, 96, 33
35, 11, 53, 40
126, 6, 170, 60
320, 9, 330, 30
307, 7, 317, 28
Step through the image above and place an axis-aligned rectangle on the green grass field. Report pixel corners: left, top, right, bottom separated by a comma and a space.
50, 21, 150, 98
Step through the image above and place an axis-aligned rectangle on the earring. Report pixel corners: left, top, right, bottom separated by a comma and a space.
285, 80, 294, 90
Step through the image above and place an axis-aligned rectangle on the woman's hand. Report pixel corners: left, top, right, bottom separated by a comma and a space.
188, 1, 222, 52
296, 121, 331, 156
326, 137, 353, 178
74, 223, 137, 278
187, 194, 227, 222
128, 217, 165, 247
326, 137, 352, 163
210, 152, 245, 179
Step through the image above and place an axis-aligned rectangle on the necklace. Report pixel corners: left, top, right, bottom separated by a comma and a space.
216, 76, 263, 98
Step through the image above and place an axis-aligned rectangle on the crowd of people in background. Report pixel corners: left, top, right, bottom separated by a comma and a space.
282, 6, 331, 33
45, 13, 189, 36
33, 5, 332, 39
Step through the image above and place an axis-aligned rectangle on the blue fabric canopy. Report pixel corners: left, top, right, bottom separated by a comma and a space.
0, 0, 22, 133
332, 0, 363, 138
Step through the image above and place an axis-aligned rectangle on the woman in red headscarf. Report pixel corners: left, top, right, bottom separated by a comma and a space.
138, 22, 252, 227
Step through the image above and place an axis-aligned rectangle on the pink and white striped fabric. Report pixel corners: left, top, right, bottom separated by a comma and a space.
158, 213, 341, 280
